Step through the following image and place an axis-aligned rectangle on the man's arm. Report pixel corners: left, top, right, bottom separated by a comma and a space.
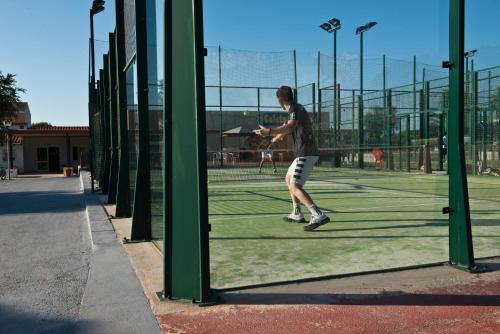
253, 119, 296, 137
271, 133, 285, 144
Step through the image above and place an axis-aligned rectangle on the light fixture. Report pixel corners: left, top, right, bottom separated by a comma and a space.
328, 18, 341, 30
356, 21, 377, 34
320, 23, 333, 33
464, 49, 478, 58
91, 0, 105, 15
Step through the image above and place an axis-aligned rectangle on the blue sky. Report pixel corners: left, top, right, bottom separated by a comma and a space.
0, 0, 499, 125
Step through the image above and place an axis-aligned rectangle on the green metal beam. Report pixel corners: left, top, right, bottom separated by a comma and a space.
161, 0, 211, 303
107, 32, 119, 205
386, 89, 393, 170
98, 69, 106, 187
115, 0, 131, 217
448, 0, 476, 270
130, 0, 152, 240
470, 71, 478, 175
101, 54, 111, 194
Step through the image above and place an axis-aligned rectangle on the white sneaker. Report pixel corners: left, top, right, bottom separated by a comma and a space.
283, 212, 306, 223
304, 214, 330, 231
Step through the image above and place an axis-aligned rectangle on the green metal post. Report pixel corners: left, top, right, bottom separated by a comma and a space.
107, 32, 119, 205
130, 0, 152, 240
470, 71, 478, 175
317, 52, 322, 146
257, 87, 261, 124
448, 0, 476, 270
115, 0, 131, 217
293, 49, 298, 93
407, 115, 411, 172
383, 55, 387, 163
161, 0, 211, 303
312, 83, 316, 128
439, 113, 444, 171
218, 45, 223, 168
424, 81, 430, 141
386, 89, 393, 170
351, 90, 355, 166
399, 117, 402, 170
101, 54, 111, 194
98, 69, 106, 187
413, 56, 418, 169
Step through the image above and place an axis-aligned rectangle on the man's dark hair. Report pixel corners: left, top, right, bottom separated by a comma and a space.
276, 86, 294, 104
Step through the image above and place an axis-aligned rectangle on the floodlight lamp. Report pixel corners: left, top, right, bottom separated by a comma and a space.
365, 22, 377, 30
3, 120, 12, 128
91, 0, 105, 15
328, 18, 341, 30
356, 21, 377, 34
320, 23, 333, 33
464, 49, 478, 58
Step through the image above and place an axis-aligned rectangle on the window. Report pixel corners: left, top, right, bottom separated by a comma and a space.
72, 146, 79, 161
37, 147, 48, 171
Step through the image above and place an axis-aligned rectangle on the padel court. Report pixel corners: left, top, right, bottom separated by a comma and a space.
208, 168, 500, 288
88, 0, 500, 303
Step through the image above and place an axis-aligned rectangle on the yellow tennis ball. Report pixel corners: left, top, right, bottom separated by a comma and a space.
243, 111, 249, 117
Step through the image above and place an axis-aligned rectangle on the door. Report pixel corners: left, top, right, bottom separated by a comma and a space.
48, 147, 60, 172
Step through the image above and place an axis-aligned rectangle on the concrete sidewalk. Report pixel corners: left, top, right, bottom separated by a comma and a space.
0, 174, 159, 334
79, 172, 160, 334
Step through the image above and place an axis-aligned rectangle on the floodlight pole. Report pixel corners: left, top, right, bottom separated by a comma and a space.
355, 22, 376, 169
358, 31, 364, 168
333, 28, 341, 167
89, 10, 96, 191
88, 1, 105, 192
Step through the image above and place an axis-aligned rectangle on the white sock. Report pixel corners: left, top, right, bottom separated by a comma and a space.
293, 203, 301, 215
308, 204, 323, 217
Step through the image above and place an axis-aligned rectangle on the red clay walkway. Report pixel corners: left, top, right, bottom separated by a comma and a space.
156, 261, 500, 334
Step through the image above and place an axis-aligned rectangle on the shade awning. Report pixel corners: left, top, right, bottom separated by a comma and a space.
222, 126, 254, 136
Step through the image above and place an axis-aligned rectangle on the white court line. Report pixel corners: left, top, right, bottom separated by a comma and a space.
209, 201, 446, 222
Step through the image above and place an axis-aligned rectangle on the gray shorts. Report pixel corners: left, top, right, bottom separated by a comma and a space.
287, 156, 318, 186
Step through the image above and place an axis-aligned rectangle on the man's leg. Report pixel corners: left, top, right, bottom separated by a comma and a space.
288, 156, 329, 231
271, 157, 277, 172
286, 174, 300, 204
283, 173, 305, 223
288, 183, 313, 207
259, 157, 265, 171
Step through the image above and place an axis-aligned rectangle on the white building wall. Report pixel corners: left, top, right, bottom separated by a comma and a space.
0, 144, 24, 173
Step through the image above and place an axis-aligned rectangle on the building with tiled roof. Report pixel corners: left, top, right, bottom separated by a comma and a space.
1, 124, 90, 174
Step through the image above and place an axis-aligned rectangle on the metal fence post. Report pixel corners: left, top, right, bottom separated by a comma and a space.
386, 89, 393, 170
130, 0, 152, 240
107, 32, 119, 204
448, 0, 476, 271
101, 54, 111, 194
161, 0, 211, 303
115, 0, 131, 217
406, 114, 411, 172
471, 71, 478, 175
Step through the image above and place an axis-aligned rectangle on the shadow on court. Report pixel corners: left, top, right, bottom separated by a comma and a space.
218, 292, 500, 306
0, 191, 83, 215
0, 304, 99, 334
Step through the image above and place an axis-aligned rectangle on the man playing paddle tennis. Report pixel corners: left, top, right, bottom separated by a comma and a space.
254, 86, 330, 231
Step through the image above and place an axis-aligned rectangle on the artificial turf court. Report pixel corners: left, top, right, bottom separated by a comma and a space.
208, 167, 500, 289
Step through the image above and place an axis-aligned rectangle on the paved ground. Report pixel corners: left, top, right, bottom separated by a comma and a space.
0, 176, 92, 333
0, 174, 159, 334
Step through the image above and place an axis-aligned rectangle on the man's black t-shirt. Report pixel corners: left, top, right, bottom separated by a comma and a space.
288, 103, 317, 157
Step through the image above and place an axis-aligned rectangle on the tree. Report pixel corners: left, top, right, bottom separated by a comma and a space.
30, 122, 53, 129
0, 71, 26, 122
